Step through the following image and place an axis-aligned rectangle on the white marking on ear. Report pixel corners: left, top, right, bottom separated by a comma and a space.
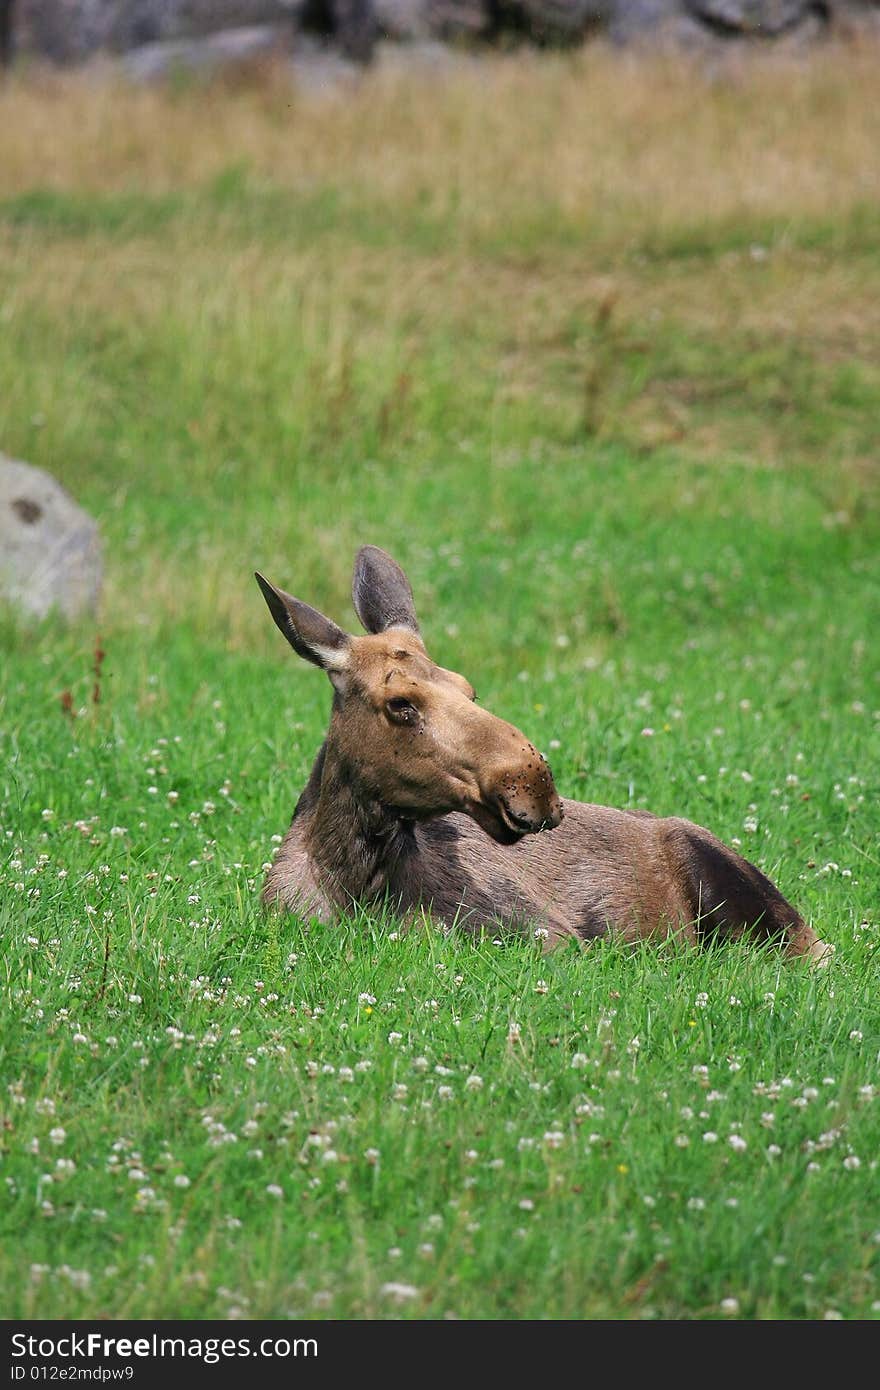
312, 644, 350, 673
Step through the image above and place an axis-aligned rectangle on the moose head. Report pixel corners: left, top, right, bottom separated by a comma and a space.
256, 545, 563, 846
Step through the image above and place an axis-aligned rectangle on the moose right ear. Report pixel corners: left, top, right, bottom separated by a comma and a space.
255, 573, 351, 682
352, 545, 421, 636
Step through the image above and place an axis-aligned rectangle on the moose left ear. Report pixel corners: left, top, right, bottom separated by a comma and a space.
352, 545, 421, 636
255, 572, 351, 687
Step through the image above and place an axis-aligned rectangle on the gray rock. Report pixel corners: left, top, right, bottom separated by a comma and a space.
373, 0, 434, 37
684, 0, 822, 34
609, 0, 831, 37
509, 0, 609, 39
15, 0, 299, 61
123, 24, 288, 80
0, 457, 102, 622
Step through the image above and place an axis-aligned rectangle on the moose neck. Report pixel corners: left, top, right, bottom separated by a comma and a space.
302, 739, 414, 906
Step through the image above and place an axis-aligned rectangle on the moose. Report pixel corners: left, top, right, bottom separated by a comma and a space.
256, 546, 830, 963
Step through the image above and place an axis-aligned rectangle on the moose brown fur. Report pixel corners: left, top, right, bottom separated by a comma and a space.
256, 546, 830, 963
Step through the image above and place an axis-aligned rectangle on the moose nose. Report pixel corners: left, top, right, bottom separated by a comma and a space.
488, 729, 563, 836
499, 791, 563, 834
503, 800, 558, 828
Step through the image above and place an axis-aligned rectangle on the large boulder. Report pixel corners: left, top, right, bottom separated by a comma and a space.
123, 24, 288, 80
0, 457, 102, 622
608, 0, 834, 38
685, 0, 825, 34
14, 0, 301, 62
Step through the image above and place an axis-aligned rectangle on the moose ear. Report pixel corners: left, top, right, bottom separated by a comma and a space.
352, 545, 421, 636
255, 573, 351, 684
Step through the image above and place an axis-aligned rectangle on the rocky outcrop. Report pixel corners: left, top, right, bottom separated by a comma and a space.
3, 0, 879, 65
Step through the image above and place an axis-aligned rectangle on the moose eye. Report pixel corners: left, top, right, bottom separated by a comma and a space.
386, 697, 419, 726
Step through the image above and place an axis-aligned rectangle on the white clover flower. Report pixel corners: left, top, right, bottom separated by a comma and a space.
728, 1135, 748, 1153
380, 1282, 419, 1302
265, 1184, 283, 1198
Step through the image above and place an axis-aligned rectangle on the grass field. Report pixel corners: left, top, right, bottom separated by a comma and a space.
1, 45, 879, 1321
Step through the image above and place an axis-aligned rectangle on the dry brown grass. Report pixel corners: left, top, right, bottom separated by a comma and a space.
1, 42, 879, 237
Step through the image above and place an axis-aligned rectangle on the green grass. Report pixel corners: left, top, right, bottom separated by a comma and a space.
1, 56, 879, 1321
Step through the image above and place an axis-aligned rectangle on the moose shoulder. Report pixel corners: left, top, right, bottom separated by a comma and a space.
256, 546, 830, 964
